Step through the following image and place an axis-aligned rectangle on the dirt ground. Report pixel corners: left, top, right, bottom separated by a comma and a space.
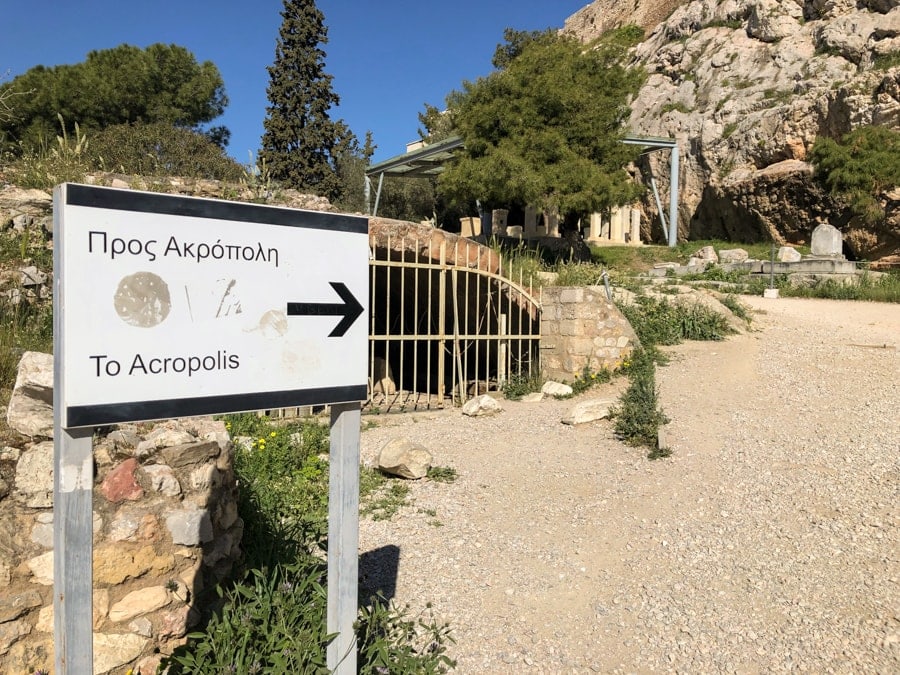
357, 296, 899, 674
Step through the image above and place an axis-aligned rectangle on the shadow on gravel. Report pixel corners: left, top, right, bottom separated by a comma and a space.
359, 544, 400, 606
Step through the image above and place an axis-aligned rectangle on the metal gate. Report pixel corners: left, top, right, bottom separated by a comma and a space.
367, 233, 541, 412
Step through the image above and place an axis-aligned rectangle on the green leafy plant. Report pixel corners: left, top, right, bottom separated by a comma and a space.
703, 19, 743, 30
11, 114, 90, 188
763, 88, 793, 105
719, 293, 752, 323
501, 371, 545, 400
559, 366, 613, 398
610, 348, 670, 456
427, 466, 458, 483
781, 271, 900, 303
360, 467, 411, 521
161, 412, 456, 673
660, 101, 692, 114
230, 414, 331, 552
553, 261, 609, 286
357, 600, 456, 674
617, 295, 734, 349
162, 562, 332, 673
811, 125, 900, 226
874, 51, 900, 71
162, 562, 456, 674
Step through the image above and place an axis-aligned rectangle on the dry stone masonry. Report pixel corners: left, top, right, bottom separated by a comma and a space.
1, 351, 242, 674
540, 286, 638, 382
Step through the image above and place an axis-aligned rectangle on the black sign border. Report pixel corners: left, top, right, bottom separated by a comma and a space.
60, 183, 368, 427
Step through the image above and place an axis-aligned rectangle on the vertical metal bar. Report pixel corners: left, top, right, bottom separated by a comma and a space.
479, 247, 488, 396
437, 242, 446, 404
372, 172, 385, 217
413, 237, 420, 411
385, 234, 392, 411
499, 313, 507, 386
650, 175, 668, 240
475, 241, 482, 397
427, 238, 433, 409
451, 268, 465, 404
517, 266, 523, 381
53, 427, 94, 675
369, 250, 376, 406
538, 285, 543, 378
464, 244, 472, 395
668, 144, 679, 247
399, 236, 406, 402
327, 402, 361, 674
53, 185, 94, 674
507, 268, 513, 381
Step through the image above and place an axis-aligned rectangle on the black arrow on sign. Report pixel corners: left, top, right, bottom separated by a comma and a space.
287, 282, 364, 337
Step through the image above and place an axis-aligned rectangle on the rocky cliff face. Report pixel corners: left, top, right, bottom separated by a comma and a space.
565, 0, 900, 264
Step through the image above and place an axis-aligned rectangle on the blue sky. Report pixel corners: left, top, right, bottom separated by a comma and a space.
2, 1, 588, 165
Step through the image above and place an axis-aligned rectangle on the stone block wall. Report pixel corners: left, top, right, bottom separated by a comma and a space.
540, 286, 637, 381
1, 352, 242, 674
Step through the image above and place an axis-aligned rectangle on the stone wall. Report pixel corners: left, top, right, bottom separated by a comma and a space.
1, 352, 242, 674
540, 286, 637, 382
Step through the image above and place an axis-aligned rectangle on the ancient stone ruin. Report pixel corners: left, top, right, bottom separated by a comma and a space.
1, 352, 242, 674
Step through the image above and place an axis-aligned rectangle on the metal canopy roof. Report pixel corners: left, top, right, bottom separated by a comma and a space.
364, 133, 681, 247
366, 135, 464, 179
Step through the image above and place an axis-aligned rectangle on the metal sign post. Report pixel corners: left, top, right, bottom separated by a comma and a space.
327, 402, 361, 673
52, 184, 368, 673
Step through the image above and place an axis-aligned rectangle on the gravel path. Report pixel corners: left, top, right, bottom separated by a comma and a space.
358, 296, 899, 674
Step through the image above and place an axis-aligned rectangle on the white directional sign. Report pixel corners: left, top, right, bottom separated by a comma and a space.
55, 183, 369, 427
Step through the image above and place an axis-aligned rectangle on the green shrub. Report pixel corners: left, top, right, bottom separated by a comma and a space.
811, 125, 900, 226
161, 412, 456, 673
162, 562, 455, 674
617, 295, 734, 348
163, 562, 332, 673
617, 296, 682, 346
86, 122, 244, 181
873, 52, 900, 71
678, 302, 734, 341
427, 466, 458, 483
610, 348, 670, 456
357, 600, 456, 674
660, 101, 692, 114
553, 261, 608, 286
229, 414, 330, 554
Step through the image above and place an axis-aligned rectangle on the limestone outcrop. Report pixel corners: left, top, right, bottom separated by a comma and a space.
565, 0, 900, 264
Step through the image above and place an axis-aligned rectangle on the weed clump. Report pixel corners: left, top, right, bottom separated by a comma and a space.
160, 412, 456, 673
610, 348, 670, 457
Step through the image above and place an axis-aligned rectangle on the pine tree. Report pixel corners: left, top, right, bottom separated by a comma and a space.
260, 0, 344, 200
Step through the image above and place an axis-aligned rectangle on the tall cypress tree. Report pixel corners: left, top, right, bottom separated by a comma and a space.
260, 0, 343, 200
